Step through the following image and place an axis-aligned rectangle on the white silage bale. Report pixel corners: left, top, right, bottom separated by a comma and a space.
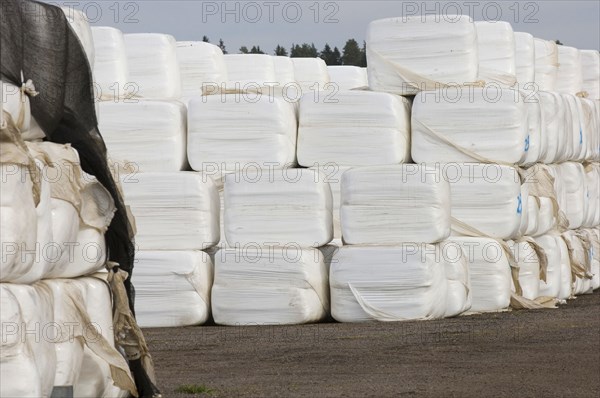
176, 41, 227, 100
134, 251, 214, 327
341, 164, 451, 245
224, 54, 276, 87
124, 33, 181, 99
581, 50, 600, 100
583, 164, 600, 228
521, 90, 543, 165
556, 46, 583, 95
291, 57, 330, 91
411, 88, 529, 164
327, 66, 368, 90
514, 32, 535, 84
562, 231, 593, 295
91, 27, 129, 100
556, 234, 573, 300
98, 99, 187, 172
366, 15, 478, 95
441, 241, 472, 317
554, 162, 587, 229
508, 240, 541, 300
297, 90, 411, 167
535, 234, 564, 299
475, 21, 517, 87
211, 247, 329, 325
534, 38, 558, 92
539, 91, 564, 164
272, 56, 296, 86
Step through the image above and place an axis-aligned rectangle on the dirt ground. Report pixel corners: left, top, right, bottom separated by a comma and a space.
144, 291, 600, 397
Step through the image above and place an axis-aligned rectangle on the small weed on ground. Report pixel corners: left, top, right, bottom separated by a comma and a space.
175, 384, 215, 396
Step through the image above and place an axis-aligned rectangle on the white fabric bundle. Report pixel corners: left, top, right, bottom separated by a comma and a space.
91, 27, 130, 101
98, 100, 187, 172
535, 234, 564, 298
187, 95, 297, 173
0, 163, 37, 282
341, 165, 451, 245
291, 57, 330, 91
539, 91, 565, 164
581, 50, 600, 100
583, 163, 600, 227
0, 284, 56, 398
134, 251, 214, 327
121, 172, 220, 250
297, 90, 411, 167
448, 163, 523, 239
124, 33, 181, 99
330, 245, 449, 322
176, 41, 227, 100
366, 15, 478, 95
211, 248, 329, 325
448, 237, 512, 312
224, 168, 332, 247
556, 46, 583, 95
326, 66, 368, 90
62, 8, 94, 68
474, 21, 516, 86
440, 241, 472, 317
553, 162, 587, 229
534, 39, 558, 91
514, 32, 535, 84
411, 88, 529, 164
272, 56, 296, 86
224, 54, 276, 87
508, 240, 540, 300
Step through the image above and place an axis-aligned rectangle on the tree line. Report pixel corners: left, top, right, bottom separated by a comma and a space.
202, 36, 367, 67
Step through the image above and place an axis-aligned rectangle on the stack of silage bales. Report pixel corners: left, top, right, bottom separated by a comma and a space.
1, 87, 134, 396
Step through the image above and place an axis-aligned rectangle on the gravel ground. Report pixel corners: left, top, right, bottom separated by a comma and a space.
144, 291, 600, 397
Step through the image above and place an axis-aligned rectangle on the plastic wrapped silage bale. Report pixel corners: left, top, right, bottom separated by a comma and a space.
514, 32, 535, 85
555, 234, 573, 300
447, 163, 523, 240
440, 241, 472, 317
556, 46, 583, 96
583, 163, 600, 228
176, 41, 227, 101
211, 247, 329, 325
539, 91, 565, 164
366, 15, 478, 95
272, 56, 296, 86
508, 239, 541, 300
121, 171, 220, 250
553, 162, 587, 229
224, 168, 333, 248
134, 250, 214, 327
559, 94, 584, 162
330, 245, 449, 322
535, 234, 564, 298
579, 98, 597, 161
474, 21, 517, 87
581, 50, 600, 100
98, 99, 187, 172
561, 230, 593, 295
124, 33, 181, 99
521, 90, 543, 165
91, 27, 130, 101
297, 90, 411, 167
534, 38, 559, 92
187, 94, 297, 173
523, 196, 539, 237
327, 66, 368, 90
291, 57, 330, 92
62, 7, 94, 68
309, 165, 351, 243
340, 164, 451, 245
411, 88, 529, 164
224, 54, 276, 87
581, 228, 600, 290
447, 237, 512, 312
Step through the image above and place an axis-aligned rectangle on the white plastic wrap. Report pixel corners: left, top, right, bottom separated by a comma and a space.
508, 240, 540, 300
535, 234, 564, 298
0, 284, 56, 398
582, 228, 600, 290
272, 56, 296, 86
554, 162, 587, 229
297, 90, 411, 167
440, 241, 472, 317
411, 88, 529, 164
581, 50, 600, 100
1, 80, 43, 140
523, 196, 539, 237
309, 165, 350, 242
0, 163, 37, 282
124, 33, 181, 99
224, 168, 332, 247
366, 15, 478, 95
330, 245, 448, 322
341, 165, 451, 245
134, 250, 214, 327
534, 39, 558, 92
291, 57, 330, 91
556, 234, 573, 300
326, 66, 368, 90
514, 32, 535, 84
62, 7, 95, 67
224, 54, 276, 87
176, 41, 227, 100
121, 172, 220, 250
475, 21, 516, 86
448, 163, 523, 239
556, 46, 583, 95
98, 100, 187, 172
539, 91, 565, 164
534, 197, 555, 237
579, 98, 597, 161
448, 237, 512, 312
211, 248, 329, 325
91, 27, 129, 100
560, 94, 581, 162
562, 231, 593, 295
583, 164, 600, 227
520, 90, 543, 165
187, 94, 297, 173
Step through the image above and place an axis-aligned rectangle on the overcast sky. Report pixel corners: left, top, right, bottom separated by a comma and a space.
49, 0, 599, 53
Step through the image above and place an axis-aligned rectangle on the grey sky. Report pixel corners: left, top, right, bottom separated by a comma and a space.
50, 1, 599, 53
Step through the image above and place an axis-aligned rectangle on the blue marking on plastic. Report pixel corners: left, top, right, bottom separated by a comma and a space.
517, 193, 523, 214
524, 135, 530, 152
579, 128, 583, 145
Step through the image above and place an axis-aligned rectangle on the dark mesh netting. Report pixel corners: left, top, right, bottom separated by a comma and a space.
1, 1, 159, 395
